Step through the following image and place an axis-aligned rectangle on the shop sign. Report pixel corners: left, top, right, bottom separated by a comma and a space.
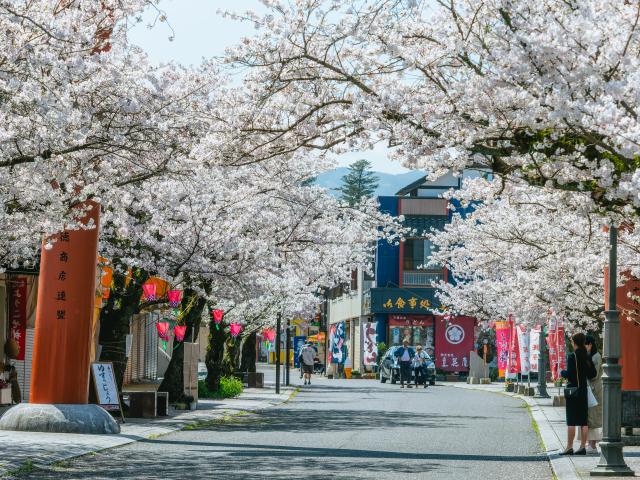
370, 287, 439, 314
435, 316, 475, 372
389, 315, 434, 327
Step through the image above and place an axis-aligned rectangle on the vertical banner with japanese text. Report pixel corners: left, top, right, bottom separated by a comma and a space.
495, 321, 510, 377
8, 277, 27, 360
517, 325, 530, 375
362, 321, 378, 366
435, 316, 475, 371
529, 326, 541, 373
507, 316, 520, 379
30, 201, 100, 404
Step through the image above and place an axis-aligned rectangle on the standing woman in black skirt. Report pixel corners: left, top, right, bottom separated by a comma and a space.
560, 332, 597, 455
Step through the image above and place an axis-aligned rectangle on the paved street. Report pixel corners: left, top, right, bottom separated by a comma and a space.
14, 379, 552, 480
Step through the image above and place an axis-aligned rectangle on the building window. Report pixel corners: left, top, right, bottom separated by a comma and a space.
403, 238, 438, 270
402, 238, 443, 286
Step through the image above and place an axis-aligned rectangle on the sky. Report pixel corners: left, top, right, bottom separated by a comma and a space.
128, 0, 409, 174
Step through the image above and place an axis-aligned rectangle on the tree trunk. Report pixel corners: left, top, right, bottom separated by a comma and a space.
159, 289, 207, 402
223, 335, 242, 374
205, 321, 227, 392
240, 331, 257, 373
98, 266, 149, 390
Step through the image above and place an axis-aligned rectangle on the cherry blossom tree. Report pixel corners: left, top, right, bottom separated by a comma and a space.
428, 178, 639, 331
225, 0, 640, 214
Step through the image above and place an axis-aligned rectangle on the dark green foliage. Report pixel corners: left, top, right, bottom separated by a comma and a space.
198, 376, 243, 399
337, 159, 379, 205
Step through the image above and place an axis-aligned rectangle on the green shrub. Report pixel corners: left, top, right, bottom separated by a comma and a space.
219, 376, 243, 398
198, 377, 244, 399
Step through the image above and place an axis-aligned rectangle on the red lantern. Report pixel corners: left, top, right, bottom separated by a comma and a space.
167, 289, 182, 307
230, 323, 243, 338
263, 328, 276, 343
212, 309, 224, 324
156, 321, 170, 341
174, 325, 187, 342
142, 282, 157, 301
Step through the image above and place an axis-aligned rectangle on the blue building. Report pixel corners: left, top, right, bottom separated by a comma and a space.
327, 169, 487, 374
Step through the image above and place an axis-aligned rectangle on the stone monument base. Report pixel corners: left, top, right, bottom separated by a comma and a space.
0, 403, 120, 434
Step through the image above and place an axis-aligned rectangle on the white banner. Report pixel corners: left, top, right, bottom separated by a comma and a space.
362, 321, 378, 366
517, 325, 530, 375
529, 326, 541, 373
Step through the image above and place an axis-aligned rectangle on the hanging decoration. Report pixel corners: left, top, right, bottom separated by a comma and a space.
142, 282, 157, 301
156, 321, 170, 341
167, 289, 183, 307
263, 328, 276, 343
230, 323, 243, 338
174, 325, 187, 342
212, 308, 224, 330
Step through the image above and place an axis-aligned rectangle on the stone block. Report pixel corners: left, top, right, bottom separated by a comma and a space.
480, 378, 491, 384
0, 403, 119, 434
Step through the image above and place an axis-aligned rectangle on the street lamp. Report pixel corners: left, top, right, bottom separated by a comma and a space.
275, 311, 281, 395
535, 326, 549, 399
285, 318, 291, 386
591, 226, 634, 476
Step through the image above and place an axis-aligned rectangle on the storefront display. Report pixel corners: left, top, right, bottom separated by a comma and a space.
388, 315, 434, 353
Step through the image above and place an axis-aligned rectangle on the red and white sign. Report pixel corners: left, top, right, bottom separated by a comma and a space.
9, 277, 27, 360
529, 326, 541, 373
517, 324, 530, 375
547, 315, 567, 380
435, 316, 475, 371
389, 315, 434, 327
506, 315, 520, 379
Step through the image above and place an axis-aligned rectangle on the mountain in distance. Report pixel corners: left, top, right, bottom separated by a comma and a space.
314, 168, 426, 198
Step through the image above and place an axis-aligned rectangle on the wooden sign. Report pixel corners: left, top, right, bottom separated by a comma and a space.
91, 362, 124, 421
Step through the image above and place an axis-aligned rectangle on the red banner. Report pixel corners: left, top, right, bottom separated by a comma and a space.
495, 321, 510, 377
547, 315, 566, 380
435, 316, 475, 371
9, 277, 28, 360
507, 316, 520, 378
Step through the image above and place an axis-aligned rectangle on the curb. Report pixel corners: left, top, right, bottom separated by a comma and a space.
1, 387, 298, 478
446, 383, 580, 480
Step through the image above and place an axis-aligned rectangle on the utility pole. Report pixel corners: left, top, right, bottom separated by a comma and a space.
535, 326, 549, 399
285, 318, 291, 386
275, 311, 281, 395
592, 226, 634, 476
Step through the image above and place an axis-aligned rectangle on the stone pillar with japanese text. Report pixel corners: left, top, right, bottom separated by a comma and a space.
30, 202, 101, 404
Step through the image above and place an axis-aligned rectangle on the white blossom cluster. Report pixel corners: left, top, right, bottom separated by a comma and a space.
428, 179, 640, 330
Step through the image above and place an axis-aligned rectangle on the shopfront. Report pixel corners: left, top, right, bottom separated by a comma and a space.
388, 315, 435, 355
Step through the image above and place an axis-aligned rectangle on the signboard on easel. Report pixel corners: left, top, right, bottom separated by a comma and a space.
90, 362, 124, 421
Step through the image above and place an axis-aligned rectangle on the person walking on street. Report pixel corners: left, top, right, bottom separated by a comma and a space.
560, 332, 597, 456
394, 340, 415, 389
300, 342, 316, 385
585, 335, 603, 453
413, 345, 429, 388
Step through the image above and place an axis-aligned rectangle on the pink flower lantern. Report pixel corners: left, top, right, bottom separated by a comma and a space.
142, 282, 157, 301
174, 325, 187, 342
230, 323, 243, 338
263, 328, 276, 343
212, 309, 224, 324
167, 289, 183, 307
156, 321, 170, 341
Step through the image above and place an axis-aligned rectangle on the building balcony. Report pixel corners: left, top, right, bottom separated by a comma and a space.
402, 270, 444, 287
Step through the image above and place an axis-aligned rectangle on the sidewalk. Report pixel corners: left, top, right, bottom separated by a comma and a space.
0, 385, 296, 478
446, 382, 640, 479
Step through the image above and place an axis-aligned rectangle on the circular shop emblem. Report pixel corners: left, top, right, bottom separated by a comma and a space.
445, 324, 465, 345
